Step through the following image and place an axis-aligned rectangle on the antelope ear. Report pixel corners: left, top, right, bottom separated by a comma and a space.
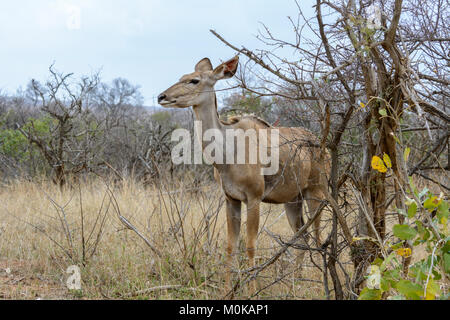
195, 58, 213, 72
213, 56, 239, 80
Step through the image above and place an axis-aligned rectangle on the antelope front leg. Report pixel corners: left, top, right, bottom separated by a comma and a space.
225, 197, 241, 298
246, 198, 260, 297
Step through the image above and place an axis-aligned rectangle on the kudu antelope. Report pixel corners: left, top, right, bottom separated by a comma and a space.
158, 56, 331, 295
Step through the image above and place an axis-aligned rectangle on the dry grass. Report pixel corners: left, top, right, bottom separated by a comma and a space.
0, 178, 337, 300
2, 177, 442, 300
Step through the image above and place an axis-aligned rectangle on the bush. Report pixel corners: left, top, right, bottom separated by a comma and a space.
359, 158, 449, 300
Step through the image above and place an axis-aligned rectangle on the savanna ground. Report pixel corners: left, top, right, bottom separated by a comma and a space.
0, 178, 327, 299
0, 176, 443, 300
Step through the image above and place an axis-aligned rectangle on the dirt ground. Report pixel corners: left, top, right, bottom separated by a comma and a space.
0, 260, 69, 300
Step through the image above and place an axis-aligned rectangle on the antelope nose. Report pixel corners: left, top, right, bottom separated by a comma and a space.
157, 93, 167, 103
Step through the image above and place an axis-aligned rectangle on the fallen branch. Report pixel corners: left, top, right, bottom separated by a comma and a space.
106, 186, 162, 258
123, 285, 182, 297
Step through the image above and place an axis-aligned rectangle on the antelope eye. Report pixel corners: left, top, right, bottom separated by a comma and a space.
189, 79, 200, 84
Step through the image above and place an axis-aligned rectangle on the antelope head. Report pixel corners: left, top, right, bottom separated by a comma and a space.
157, 56, 239, 108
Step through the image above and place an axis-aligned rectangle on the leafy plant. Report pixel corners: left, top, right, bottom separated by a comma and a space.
360, 157, 449, 300
0, 117, 52, 163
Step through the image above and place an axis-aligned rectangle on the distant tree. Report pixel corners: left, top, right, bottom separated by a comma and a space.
221, 91, 275, 121
18, 65, 99, 188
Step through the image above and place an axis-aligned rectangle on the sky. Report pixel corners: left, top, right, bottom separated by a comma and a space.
0, 0, 316, 106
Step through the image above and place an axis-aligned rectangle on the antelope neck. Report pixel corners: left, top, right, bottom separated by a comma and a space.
192, 92, 225, 151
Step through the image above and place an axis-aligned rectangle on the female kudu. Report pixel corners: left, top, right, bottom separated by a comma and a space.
158, 56, 330, 296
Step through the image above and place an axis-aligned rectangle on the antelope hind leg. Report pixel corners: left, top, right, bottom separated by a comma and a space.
285, 200, 308, 278
304, 187, 325, 247
225, 197, 241, 298
245, 198, 261, 297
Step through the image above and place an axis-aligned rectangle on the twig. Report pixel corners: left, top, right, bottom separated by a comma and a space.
124, 285, 182, 297
424, 239, 444, 298
105, 186, 162, 258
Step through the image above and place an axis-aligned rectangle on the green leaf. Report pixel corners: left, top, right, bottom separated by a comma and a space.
437, 201, 449, 222
423, 229, 430, 241
442, 239, 450, 254
444, 253, 450, 274
432, 269, 442, 281
410, 262, 428, 282
379, 109, 387, 116
384, 269, 401, 286
409, 177, 419, 198
390, 241, 404, 250
415, 220, 424, 234
395, 280, 423, 300
393, 224, 417, 240
380, 277, 390, 292
381, 252, 397, 272
414, 220, 430, 241
358, 287, 382, 300
407, 202, 418, 218
372, 257, 384, 266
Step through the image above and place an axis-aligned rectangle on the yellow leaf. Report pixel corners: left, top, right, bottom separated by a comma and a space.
404, 147, 411, 162
396, 248, 412, 257
425, 291, 435, 300
424, 279, 440, 300
371, 156, 387, 173
383, 153, 392, 168
371, 156, 382, 169
359, 102, 366, 109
